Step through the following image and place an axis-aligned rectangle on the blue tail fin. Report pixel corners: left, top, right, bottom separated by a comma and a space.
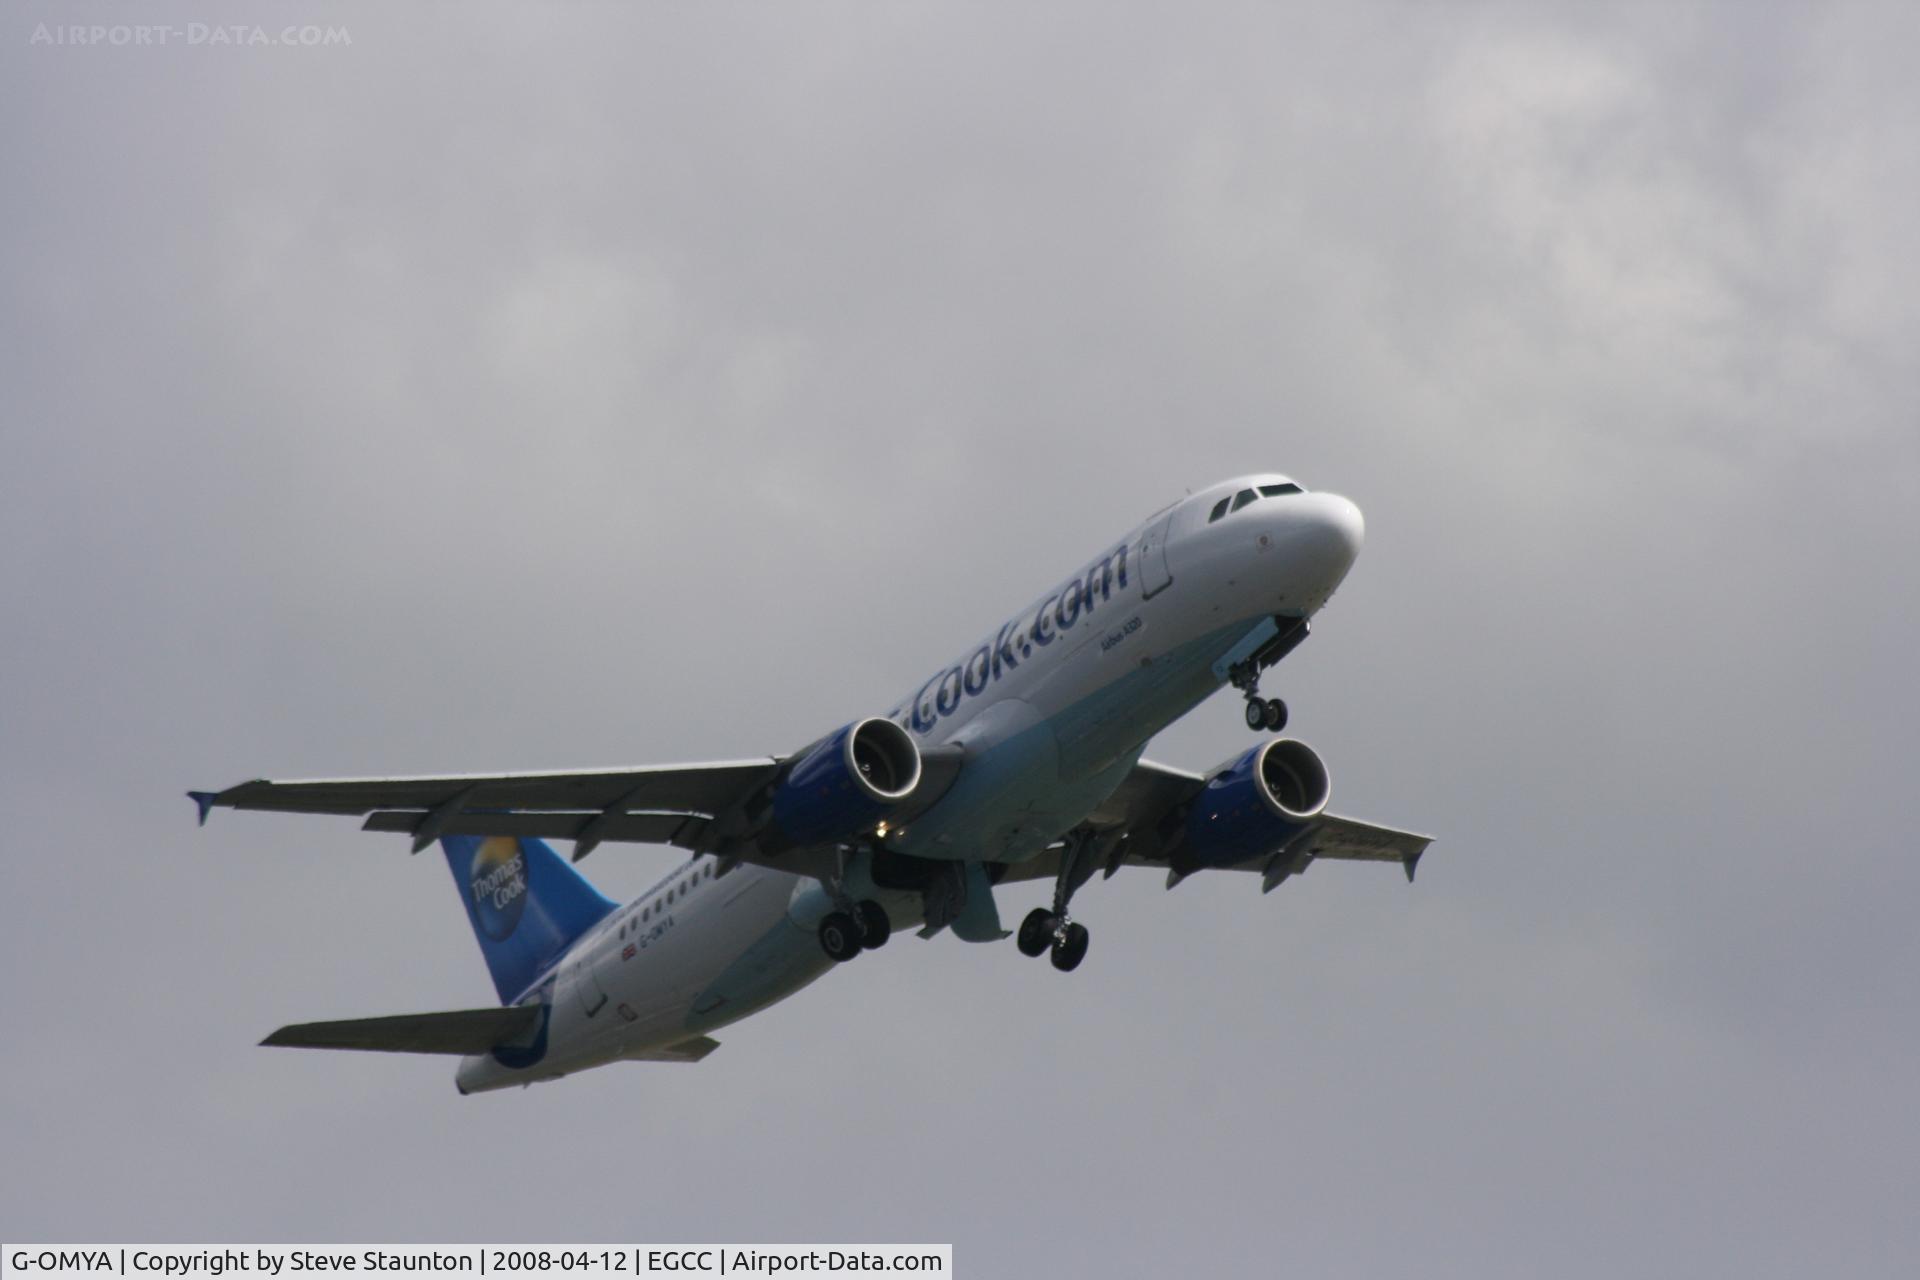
441, 835, 617, 1004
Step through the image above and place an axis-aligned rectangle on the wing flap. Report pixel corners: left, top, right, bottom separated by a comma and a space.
262, 1005, 540, 1055
359, 809, 711, 848
1295, 815, 1434, 881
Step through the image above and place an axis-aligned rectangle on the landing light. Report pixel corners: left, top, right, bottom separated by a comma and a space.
875, 821, 889, 837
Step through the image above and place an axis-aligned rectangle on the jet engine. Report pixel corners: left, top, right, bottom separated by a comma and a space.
766, 717, 924, 850
1180, 738, 1330, 868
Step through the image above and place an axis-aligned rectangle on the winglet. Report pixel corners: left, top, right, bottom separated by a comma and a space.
188, 791, 218, 826
1405, 848, 1424, 884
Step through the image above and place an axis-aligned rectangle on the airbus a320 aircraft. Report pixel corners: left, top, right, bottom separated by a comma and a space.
192, 474, 1431, 1093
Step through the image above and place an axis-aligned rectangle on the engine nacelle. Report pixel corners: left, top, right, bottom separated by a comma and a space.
1180, 738, 1330, 869
767, 717, 923, 850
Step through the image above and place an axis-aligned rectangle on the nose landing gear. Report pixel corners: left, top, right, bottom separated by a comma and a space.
1243, 696, 1288, 732
1230, 658, 1288, 733
1226, 616, 1310, 733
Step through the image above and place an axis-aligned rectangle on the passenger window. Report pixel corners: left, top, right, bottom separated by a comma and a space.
1230, 488, 1257, 512
1209, 497, 1231, 523
1258, 483, 1302, 497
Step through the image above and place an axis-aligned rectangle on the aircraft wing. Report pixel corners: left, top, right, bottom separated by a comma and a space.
999, 757, 1432, 892
191, 758, 788, 861
194, 759, 780, 820
262, 1005, 541, 1055
192, 732, 973, 873
1139, 812, 1434, 890
1082, 756, 1207, 829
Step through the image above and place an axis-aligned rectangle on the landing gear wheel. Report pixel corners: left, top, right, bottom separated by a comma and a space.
818, 912, 863, 962
1244, 699, 1267, 730
855, 900, 892, 950
1017, 908, 1057, 958
1263, 698, 1288, 732
1050, 922, 1090, 972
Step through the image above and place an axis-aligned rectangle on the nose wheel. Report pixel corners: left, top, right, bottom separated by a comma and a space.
1230, 658, 1288, 733
1244, 697, 1287, 732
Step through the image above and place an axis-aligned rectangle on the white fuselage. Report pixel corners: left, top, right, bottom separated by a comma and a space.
456, 475, 1363, 1093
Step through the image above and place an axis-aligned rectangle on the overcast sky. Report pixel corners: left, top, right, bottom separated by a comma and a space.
4, 2, 1917, 1274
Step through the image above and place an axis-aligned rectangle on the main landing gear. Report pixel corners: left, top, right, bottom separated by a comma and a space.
1017, 908, 1089, 972
1015, 828, 1107, 972
818, 899, 892, 962
1229, 658, 1287, 733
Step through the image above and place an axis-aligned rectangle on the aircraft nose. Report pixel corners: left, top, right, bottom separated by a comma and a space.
1298, 491, 1365, 577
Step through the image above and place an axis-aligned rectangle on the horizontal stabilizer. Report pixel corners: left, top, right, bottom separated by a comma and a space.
262, 1005, 541, 1055
628, 1035, 721, 1064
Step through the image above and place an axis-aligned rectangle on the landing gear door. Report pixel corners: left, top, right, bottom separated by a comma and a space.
1138, 509, 1174, 600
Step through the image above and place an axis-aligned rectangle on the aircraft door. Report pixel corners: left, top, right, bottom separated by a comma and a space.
1139, 509, 1174, 599
572, 953, 608, 1018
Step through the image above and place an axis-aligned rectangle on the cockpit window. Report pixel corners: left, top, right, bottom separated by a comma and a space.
1212, 482, 1306, 523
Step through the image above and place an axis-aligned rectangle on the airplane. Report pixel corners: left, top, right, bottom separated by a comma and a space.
190, 473, 1432, 1094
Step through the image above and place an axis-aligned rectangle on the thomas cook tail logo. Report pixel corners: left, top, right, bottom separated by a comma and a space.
468, 837, 529, 941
